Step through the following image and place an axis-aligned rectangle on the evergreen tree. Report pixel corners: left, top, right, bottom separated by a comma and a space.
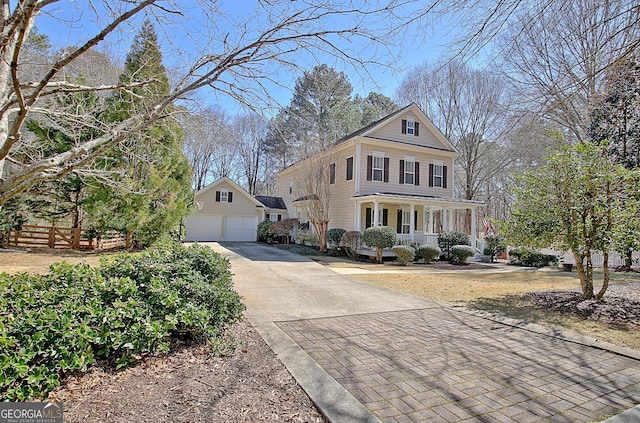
86, 19, 192, 246
590, 56, 640, 168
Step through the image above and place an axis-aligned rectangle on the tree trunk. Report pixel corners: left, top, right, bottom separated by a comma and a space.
595, 251, 610, 300
314, 220, 329, 252
573, 251, 594, 299
623, 248, 633, 271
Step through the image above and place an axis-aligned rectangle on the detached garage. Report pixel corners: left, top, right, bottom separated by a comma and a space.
185, 177, 265, 242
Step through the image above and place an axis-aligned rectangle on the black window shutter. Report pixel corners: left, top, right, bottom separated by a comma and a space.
383, 157, 389, 182
215, 191, 221, 202
414, 122, 420, 136
383, 209, 388, 226
415, 162, 420, 186
366, 156, 372, 181
330, 163, 336, 184
443, 166, 448, 188
428, 164, 434, 187
365, 207, 372, 228
397, 210, 402, 233
346, 157, 353, 180
266, 213, 270, 220
401, 119, 407, 134
414, 210, 418, 230
228, 192, 233, 203
399, 160, 405, 184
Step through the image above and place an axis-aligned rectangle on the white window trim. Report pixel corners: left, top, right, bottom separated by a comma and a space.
406, 120, 415, 135
433, 164, 444, 188
220, 189, 229, 202
404, 160, 415, 185
372, 155, 384, 182
401, 209, 411, 234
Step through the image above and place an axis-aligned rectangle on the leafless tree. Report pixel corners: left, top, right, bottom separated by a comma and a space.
396, 60, 510, 210
181, 106, 236, 191
0, 0, 439, 206
290, 153, 335, 252
233, 113, 268, 195
495, 0, 640, 143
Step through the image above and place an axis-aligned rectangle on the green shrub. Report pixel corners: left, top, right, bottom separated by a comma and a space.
0, 242, 244, 401
416, 245, 441, 263
450, 245, 475, 263
509, 247, 559, 267
363, 226, 397, 262
326, 228, 347, 248
438, 231, 470, 260
257, 220, 275, 243
392, 245, 415, 265
484, 235, 506, 262
341, 231, 363, 259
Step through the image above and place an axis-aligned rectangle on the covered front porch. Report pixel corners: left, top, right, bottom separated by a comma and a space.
353, 193, 484, 252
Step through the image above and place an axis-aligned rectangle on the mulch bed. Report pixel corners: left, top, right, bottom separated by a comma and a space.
525, 283, 640, 328
50, 321, 326, 423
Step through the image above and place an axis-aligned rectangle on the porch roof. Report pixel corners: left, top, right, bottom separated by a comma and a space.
352, 192, 484, 209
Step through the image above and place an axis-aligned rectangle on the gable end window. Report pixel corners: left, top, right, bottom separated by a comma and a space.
215, 190, 233, 203
401, 119, 420, 136
367, 155, 389, 182
346, 157, 354, 181
428, 164, 447, 188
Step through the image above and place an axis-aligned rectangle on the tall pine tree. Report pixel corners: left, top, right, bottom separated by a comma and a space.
85, 19, 192, 246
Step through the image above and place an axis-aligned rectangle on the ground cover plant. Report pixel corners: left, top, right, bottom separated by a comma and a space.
0, 242, 244, 401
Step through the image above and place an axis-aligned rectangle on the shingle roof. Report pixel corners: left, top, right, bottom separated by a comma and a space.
334, 104, 410, 145
255, 196, 287, 209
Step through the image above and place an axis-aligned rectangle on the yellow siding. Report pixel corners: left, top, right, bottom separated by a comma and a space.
367, 111, 445, 150
193, 180, 262, 218
358, 143, 454, 198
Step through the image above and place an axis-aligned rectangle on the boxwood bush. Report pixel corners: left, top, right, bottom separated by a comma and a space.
438, 231, 470, 260
450, 245, 475, 263
509, 247, 559, 267
363, 226, 397, 262
0, 242, 244, 401
392, 245, 415, 265
416, 245, 441, 263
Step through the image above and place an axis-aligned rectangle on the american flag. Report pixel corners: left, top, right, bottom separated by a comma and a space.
483, 218, 493, 235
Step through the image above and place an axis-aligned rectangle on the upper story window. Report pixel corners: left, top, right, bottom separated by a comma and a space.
402, 119, 420, 136
404, 160, 415, 185
216, 189, 233, 203
346, 157, 354, 181
399, 159, 420, 185
407, 120, 415, 135
433, 165, 443, 187
367, 154, 389, 182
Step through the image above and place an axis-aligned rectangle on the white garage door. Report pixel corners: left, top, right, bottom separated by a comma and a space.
224, 216, 258, 241
185, 214, 222, 241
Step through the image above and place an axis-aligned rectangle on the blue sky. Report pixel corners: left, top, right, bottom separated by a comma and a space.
35, 1, 458, 114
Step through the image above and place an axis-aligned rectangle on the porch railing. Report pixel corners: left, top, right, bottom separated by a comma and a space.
396, 233, 439, 247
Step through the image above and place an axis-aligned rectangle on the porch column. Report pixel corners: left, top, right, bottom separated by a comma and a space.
442, 208, 448, 231
409, 204, 415, 240
426, 208, 434, 234
354, 202, 361, 232
373, 201, 380, 226
470, 207, 478, 251
261, 209, 266, 221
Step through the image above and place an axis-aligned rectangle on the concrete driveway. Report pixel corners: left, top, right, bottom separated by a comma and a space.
207, 242, 640, 423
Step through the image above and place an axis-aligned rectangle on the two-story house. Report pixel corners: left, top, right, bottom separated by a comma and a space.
277, 103, 484, 249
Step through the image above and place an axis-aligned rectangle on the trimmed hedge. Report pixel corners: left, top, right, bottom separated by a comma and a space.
0, 242, 244, 401
438, 231, 470, 260
450, 245, 475, 263
363, 226, 397, 262
416, 245, 441, 263
509, 247, 559, 267
392, 245, 415, 265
